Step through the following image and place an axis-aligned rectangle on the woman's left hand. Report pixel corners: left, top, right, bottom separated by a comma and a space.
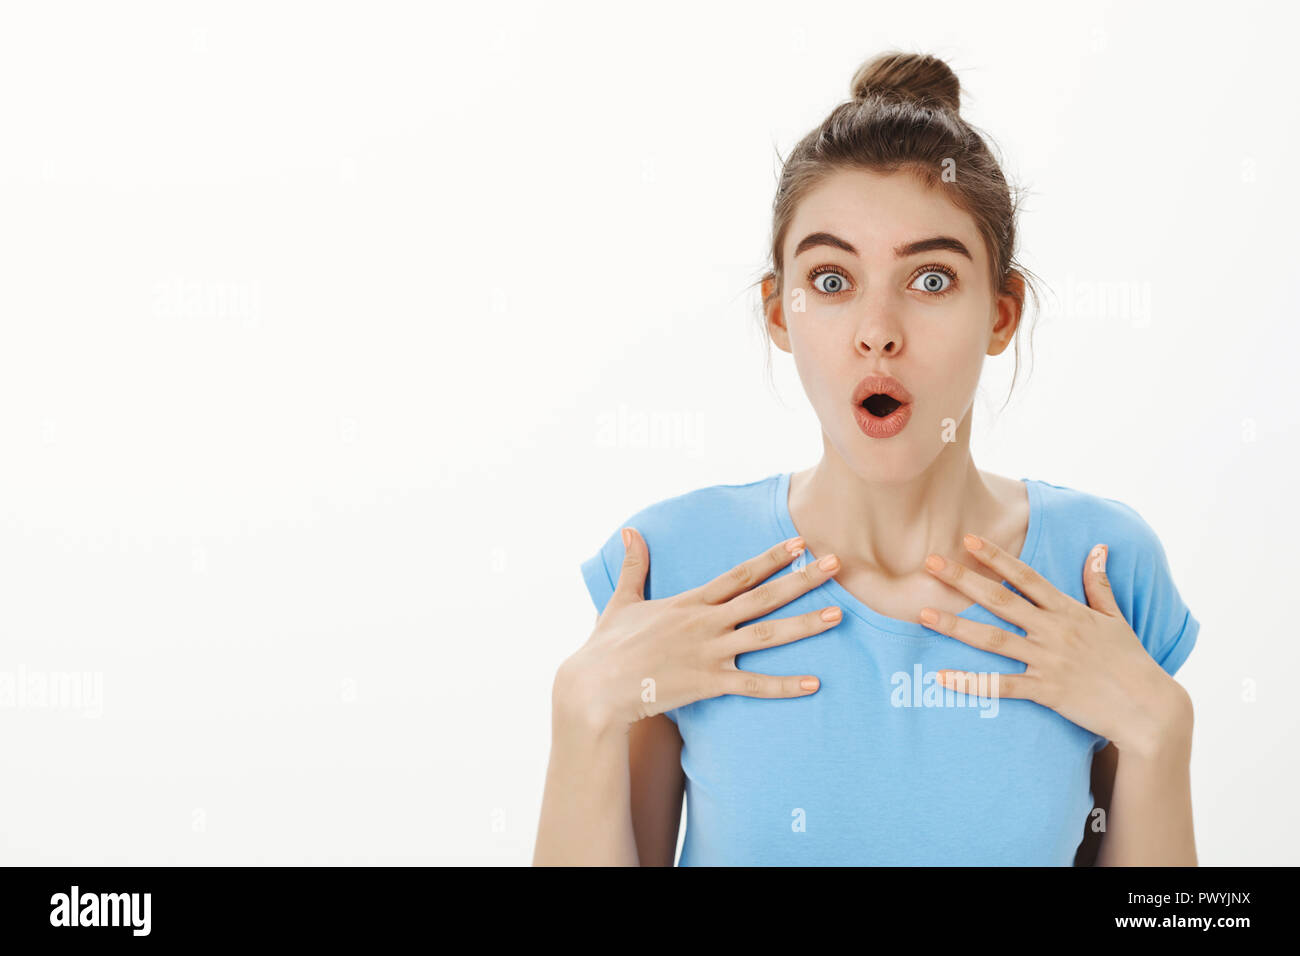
918, 534, 1192, 759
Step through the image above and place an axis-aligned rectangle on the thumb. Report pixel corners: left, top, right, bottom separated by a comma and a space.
1083, 543, 1119, 616
611, 527, 650, 603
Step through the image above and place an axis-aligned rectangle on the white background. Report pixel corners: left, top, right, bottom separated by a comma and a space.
0, 0, 1295, 865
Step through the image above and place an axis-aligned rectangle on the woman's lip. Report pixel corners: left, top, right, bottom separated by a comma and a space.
853, 401, 912, 438
851, 374, 913, 406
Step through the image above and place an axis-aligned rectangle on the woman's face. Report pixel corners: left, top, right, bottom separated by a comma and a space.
765, 166, 1020, 479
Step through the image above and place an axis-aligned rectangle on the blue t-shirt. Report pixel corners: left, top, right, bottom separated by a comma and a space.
580, 471, 1199, 866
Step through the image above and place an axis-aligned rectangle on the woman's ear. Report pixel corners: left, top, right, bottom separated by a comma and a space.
987, 271, 1025, 356
762, 274, 792, 353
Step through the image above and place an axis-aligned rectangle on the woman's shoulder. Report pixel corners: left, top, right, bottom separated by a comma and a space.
1026, 475, 1169, 545
580, 471, 785, 607
1023, 476, 1198, 672
615, 471, 783, 534
1020, 479, 1182, 585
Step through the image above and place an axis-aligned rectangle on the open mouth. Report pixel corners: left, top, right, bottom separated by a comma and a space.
860, 394, 905, 418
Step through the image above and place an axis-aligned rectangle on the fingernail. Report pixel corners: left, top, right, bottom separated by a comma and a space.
1100, 544, 1107, 571
1090, 543, 1106, 573
621, 528, 631, 548
920, 608, 938, 626
785, 536, 805, 555
925, 554, 945, 571
800, 677, 819, 691
817, 554, 839, 572
963, 533, 981, 550
820, 607, 841, 622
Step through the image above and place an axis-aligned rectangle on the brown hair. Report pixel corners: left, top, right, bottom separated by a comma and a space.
752, 50, 1042, 410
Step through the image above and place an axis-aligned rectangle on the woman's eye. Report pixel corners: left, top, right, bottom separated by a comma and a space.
910, 269, 954, 294
810, 270, 850, 295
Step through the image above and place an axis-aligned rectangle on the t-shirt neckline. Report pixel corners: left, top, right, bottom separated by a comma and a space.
769, 470, 1046, 640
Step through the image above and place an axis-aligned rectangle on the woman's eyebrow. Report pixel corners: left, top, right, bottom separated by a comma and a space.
793, 231, 973, 261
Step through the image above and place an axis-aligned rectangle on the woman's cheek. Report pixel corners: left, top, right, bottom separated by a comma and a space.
786, 305, 825, 363
901, 335, 976, 423
789, 339, 826, 406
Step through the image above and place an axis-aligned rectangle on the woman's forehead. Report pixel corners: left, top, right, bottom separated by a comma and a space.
787, 169, 978, 254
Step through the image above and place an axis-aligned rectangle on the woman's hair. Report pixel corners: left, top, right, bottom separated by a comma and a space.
752, 50, 1042, 410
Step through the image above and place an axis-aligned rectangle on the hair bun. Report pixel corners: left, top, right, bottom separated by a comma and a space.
850, 51, 961, 113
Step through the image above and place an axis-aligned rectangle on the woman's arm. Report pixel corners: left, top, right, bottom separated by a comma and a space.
533, 661, 639, 866
539, 531, 833, 864
532, 654, 686, 866
1095, 684, 1196, 866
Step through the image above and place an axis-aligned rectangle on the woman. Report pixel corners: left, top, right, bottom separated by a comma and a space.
534, 51, 1198, 866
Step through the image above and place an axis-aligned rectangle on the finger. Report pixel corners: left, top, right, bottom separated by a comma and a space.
933, 669, 1038, 701
961, 533, 1072, 613
918, 605, 1040, 665
923, 550, 1041, 631
725, 605, 843, 656
609, 527, 650, 604
729, 549, 841, 624
1082, 543, 1120, 617
719, 669, 821, 700
694, 536, 809, 606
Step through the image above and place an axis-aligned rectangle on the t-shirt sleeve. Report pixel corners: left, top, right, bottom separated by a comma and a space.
579, 522, 680, 725
1109, 501, 1200, 678
580, 545, 618, 617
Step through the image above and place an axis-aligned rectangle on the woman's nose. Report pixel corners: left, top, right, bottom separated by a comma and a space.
856, 323, 901, 354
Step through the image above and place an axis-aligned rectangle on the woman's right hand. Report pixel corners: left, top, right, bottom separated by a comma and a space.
558, 528, 844, 731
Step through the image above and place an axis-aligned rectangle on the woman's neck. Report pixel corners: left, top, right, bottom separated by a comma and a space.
789, 448, 1008, 578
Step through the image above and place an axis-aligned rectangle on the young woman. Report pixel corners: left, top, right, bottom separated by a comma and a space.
534, 51, 1198, 866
